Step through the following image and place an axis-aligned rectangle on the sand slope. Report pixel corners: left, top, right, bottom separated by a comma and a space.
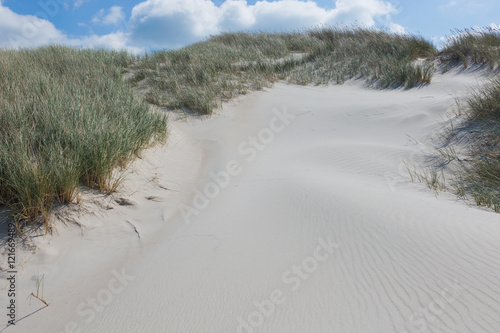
2, 70, 500, 333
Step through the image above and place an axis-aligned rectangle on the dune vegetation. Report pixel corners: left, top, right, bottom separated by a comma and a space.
0, 46, 167, 231
130, 27, 436, 114
455, 76, 500, 212
1, 26, 499, 231
438, 27, 500, 70
418, 27, 500, 211
440, 27, 500, 211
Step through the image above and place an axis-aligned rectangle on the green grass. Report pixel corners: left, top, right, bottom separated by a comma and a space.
288, 28, 435, 88
0, 46, 167, 231
130, 28, 436, 114
451, 77, 500, 212
129, 32, 321, 113
428, 28, 500, 212
439, 27, 500, 69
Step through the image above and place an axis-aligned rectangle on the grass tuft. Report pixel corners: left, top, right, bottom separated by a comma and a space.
439, 27, 500, 69
455, 77, 500, 210
427, 76, 500, 212
0, 46, 167, 231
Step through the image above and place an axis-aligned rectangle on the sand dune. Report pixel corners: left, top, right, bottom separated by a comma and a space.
2, 69, 500, 333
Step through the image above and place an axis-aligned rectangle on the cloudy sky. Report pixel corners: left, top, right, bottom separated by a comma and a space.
1, 0, 499, 53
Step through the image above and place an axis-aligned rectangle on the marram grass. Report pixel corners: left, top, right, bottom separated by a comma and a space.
427, 28, 500, 212
439, 27, 500, 70
130, 28, 436, 114
0, 46, 167, 231
452, 77, 500, 212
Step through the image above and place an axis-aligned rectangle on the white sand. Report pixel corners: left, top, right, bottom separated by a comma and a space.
2, 70, 500, 333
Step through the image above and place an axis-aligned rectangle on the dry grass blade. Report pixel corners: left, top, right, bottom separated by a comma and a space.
28, 274, 49, 307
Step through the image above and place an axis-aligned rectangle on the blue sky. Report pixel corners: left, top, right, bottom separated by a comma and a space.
1, 0, 499, 53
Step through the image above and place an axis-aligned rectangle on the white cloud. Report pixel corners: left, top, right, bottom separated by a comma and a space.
129, 0, 220, 48
74, 0, 90, 8
0, 0, 406, 52
92, 6, 125, 25
232, 0, 329, 32
0, 3, 139, 54
128, 0, 400, 49
389, 23, 406, 34
0, 4, 66, 48
333, 0, 395, 26
69, 31, 143, 54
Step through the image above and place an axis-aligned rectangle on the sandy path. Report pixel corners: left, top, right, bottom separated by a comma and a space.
4, 72, 500, 333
